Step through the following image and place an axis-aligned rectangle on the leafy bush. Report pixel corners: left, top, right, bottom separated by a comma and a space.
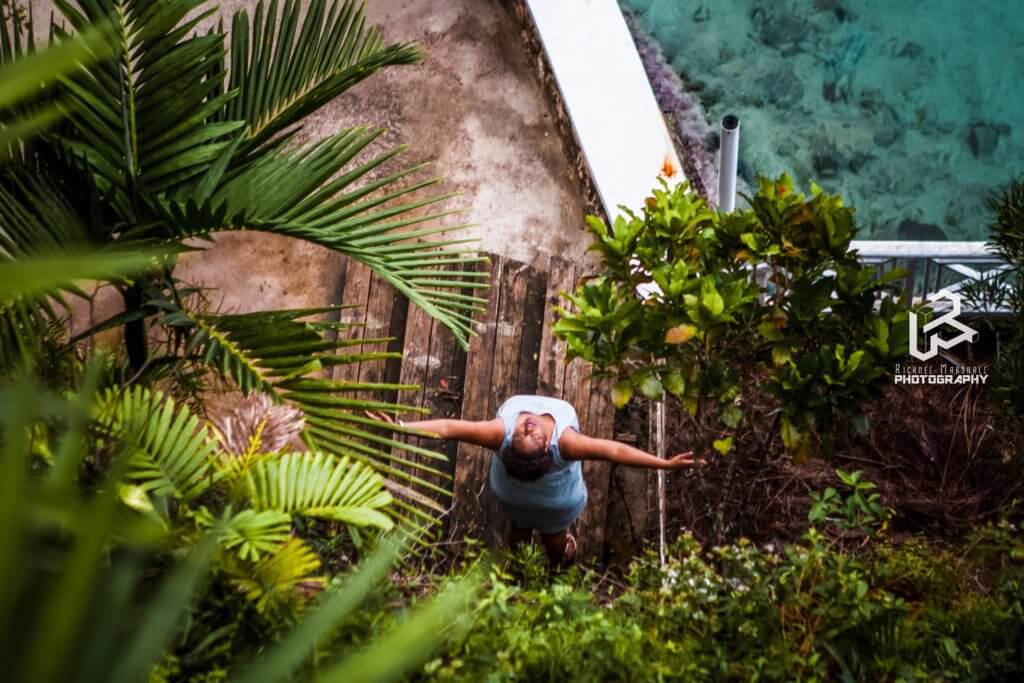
554, 174, 909, 466
413, 521, 1024, 682
808, 468, 892, 539
986, 176, 1024, 414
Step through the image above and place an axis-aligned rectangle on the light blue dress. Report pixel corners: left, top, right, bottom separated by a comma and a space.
489, 395, 588, 534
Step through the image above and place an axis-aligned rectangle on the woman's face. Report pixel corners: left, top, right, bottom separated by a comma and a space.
512, 413, 549, 456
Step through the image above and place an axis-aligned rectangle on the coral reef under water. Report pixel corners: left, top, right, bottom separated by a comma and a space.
621, 0, 1024, 240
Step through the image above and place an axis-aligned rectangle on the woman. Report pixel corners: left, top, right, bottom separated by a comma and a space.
369, 394, 701, 565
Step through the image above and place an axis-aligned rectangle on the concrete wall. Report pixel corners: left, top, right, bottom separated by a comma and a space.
175, 0, 600, 315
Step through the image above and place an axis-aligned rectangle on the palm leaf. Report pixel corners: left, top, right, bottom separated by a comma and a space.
52, 0, 239, 196
95, 386, 219, 501
170, 126, 488, 350
1, 10, 114, 153
223, 536, 324, 613
246, 451, 393, 530
223, 0, 422, 153
194, 506, 292, 562
180, 307, 452, 534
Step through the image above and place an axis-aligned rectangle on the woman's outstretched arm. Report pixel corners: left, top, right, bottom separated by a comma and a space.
366, 411, 505, 450
559, 429, 702, 470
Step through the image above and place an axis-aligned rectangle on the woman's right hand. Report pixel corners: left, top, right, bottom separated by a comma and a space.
364, 409, 399, 425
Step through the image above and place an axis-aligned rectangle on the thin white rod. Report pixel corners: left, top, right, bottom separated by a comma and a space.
655, 399, 666, 567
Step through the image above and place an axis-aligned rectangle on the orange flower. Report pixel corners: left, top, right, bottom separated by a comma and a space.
778, 185, 787, 196
661, 154, 678, 179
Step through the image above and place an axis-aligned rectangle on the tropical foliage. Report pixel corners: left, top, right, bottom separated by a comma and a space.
0, 367, 479, 682
398, 514, 1024, 682
1, 0, 484, 535
985, 175, 1024, 414
554, 174, 910, 465
0, 2, 483, 680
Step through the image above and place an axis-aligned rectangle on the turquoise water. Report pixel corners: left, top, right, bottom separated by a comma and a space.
621, 0, 1024, 240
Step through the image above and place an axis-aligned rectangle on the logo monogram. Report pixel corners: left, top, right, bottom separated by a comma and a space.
909, 291, 978, 361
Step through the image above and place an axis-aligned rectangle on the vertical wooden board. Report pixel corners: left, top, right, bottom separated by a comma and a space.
567, 370, 602, 561
449, 256, 504, 548
355, 271, 402, 400
535, 256, 575, 398
515, 266, 547, 394
576, 375, 615, 561
396, 302, 433, 407
333, 258, 374, 384
422, 315, 463, 421
407, 313, 466, 502
394, 298, 434, 473
488, 260, 531, 405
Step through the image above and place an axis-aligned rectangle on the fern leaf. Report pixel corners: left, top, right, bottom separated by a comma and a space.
194, 505, 292, 562
95, 386, 218, 500
245, 451, 393, 530
224, 537, 324, 613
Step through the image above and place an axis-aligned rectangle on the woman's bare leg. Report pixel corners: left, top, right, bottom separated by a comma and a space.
540, 530, 577, 566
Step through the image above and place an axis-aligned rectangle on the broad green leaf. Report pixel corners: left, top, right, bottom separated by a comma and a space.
712, 437, 733, 455
700, 282, 724, 317
757, 320, 784, 342
771, 344, 792, 367
611, 379, 633, 408
720, 404, 742, 429
662, 372, 685, 397
633, 371, 664, 401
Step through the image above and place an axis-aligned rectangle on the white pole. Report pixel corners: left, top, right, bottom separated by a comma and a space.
717, 114, 740, 213
655, 399, 666, 567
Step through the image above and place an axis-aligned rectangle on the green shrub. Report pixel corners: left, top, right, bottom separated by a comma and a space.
554, 174, 909, 467
412, 524, 1024, 682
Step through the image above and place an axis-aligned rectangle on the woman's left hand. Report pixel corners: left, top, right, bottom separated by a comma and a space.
664, 452, 704, 469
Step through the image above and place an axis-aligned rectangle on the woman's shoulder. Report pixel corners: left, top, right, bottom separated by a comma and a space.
502, 394, 576, 413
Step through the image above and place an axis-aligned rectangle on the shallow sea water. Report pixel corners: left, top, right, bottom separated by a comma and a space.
621, 0, 1024, 240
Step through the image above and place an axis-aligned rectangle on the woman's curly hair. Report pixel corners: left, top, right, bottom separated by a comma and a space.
500, 442, 554, 482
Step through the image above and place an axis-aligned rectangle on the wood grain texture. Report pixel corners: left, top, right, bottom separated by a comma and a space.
448, 255, 505, 547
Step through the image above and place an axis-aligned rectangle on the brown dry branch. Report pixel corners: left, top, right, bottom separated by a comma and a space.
614, 375, 1023, 554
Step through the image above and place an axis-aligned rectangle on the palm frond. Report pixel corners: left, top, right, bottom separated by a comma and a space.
223, 536, 324, 613
179, 307, 451, 534
223, 0, 422, 153
1, 10, 114, 153
52, 0, 239, 196
95, 385, 219, 501
246, 451, 393, 530
194, 505, 292, 562
169, 128, 488, 349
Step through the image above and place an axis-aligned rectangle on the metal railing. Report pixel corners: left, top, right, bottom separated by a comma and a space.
850, 240, 1013, 315
746, 240, 1014, 316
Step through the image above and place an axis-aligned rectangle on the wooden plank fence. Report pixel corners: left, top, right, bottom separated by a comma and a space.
330, 252, 650, 562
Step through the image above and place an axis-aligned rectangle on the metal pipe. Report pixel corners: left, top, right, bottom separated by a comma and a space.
717, 114, 740, 212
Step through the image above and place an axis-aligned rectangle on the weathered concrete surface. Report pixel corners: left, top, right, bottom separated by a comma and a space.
171, 0, 599, 315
